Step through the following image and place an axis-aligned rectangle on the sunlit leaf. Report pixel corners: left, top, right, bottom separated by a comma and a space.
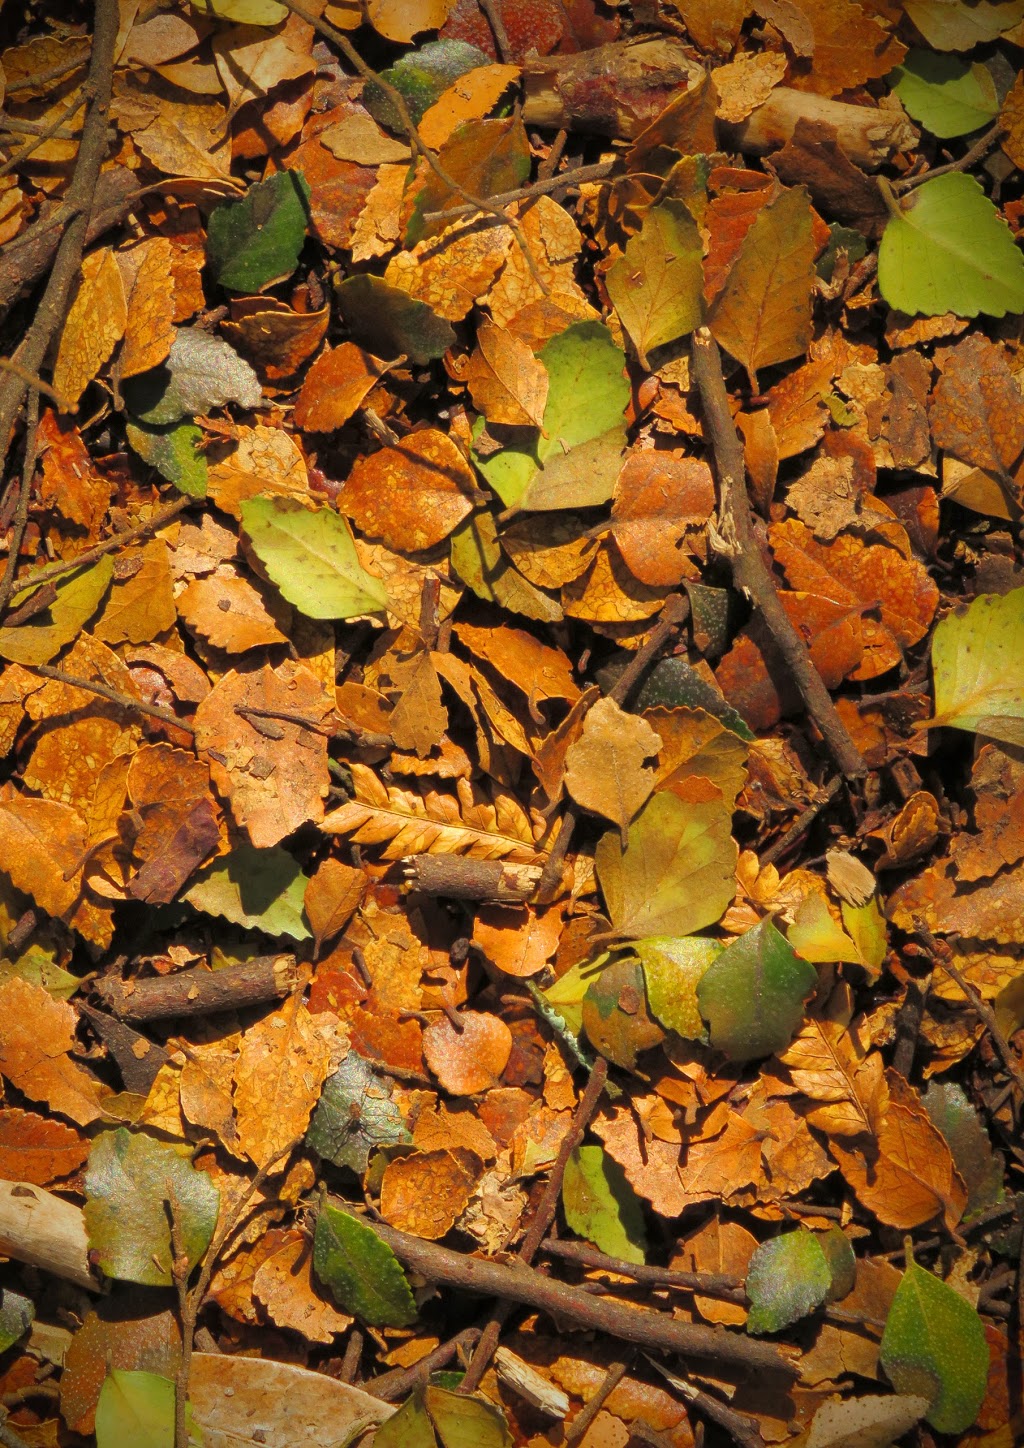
563, 1144, 647, 1265
925, 587, 1024, 745
879, 1257, 988, 1434
697, 918, 817, 1062
241, 496, 389, 620
313, 1202, 417, 1327
893, 52, 998, 139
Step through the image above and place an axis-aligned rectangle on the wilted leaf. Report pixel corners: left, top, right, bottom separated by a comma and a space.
697, 918, 818, 1062
380, 1147, 480, 1238
335, 273, 456, 363
84, 1128, 219, 1287
926, 587, 1024, 745
595, 789, 737, 940
879, 1257, 989, 1434
207, 170, 310, 293
0, 1106, 88, 1185
241, 496, 389, 619
233, 995, 333, 1168
878, 174, 1024, 319
307, 1052, 412, 1173
313, 1201, 417, 1326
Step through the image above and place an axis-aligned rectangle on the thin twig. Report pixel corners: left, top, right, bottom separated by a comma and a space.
4, 52, 91, 94
0, 0, 118, 477
0, 358, 74, 412
691, 329, 866, 779
0, 87, 86, 180
760, 775, 844, 867
277, 0, 547, 290
368, 1328, 481, 1401
917, 924, 1024, 1096
0, 392, 39, 619
565, 1360, 627, 1446
540, 1239, 745, 1300
23, 663, 194, 734
459, 1057, 610, 1392
893, 121, 1006, 194
423, 160, 615, 224
12, 494, 192, 591
478, 0, 512, 61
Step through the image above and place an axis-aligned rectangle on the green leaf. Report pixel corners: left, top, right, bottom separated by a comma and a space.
926, 587, 1024, 745
878, 174, 1024, 319
0, 557, 113, 665
84, 1129, 219, 1287
425, 1385, 512, 1448
923, 1081, 1004, 1217
0, 1288, 33, 1353
595, 790, 737, 941
745, 1229, 833, 1334
892, 52, 999, 138
362, 39, 491, 128
562, 1144, 647, 1265
607, 201, 704, 365
124, 328, 262, 425
880, 1259, 989, 1434
696, 918, 817, 1062
816, 225, 868, 283
372, 1387, 437, 1448
207, 170, 310, 293
335, 274, 455, 365
126, 418, 207, 496
307, 1053, 412, 1174
818, 1224, 856, 1301
581, 955, 665, 1069
313, 1202, 417, 1327
96, 1369, 201, 1448
474, 323, 629, 510
183, 843, 311, 941
241, 496, 388, 620
628, 657, 755, 740
902, 0, 1024, 50
637, 935, 721, 1039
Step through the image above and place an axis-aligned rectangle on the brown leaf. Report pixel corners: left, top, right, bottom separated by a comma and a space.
125, 743, 222, 905
709, 186, 816, 391
389, 652, 449, 759
784, 0, 905, 97
0, 978, 108, 1126
253, 1233, 354, 1343
340, 430, 476, 552
93, 540, 177, 646
423, 1011, 513, 1094
930, 333, 1024, 481
0, 1106, 88, 1185
303, 858, 365, 951
177, 571, 289, 653
778, 1016, 887, 1140
380, 1147, 481, 1238
461, 319, 549, 427
454, 618, 581, 705
473, 902, 563, 978
0, 793, 86, 918
292, 344, 389, 433
206, 424, 310, 519
563, 696, 662, 829
232, 995, 334, 1168
611, 452, 715, 587
116, 237, 175, 378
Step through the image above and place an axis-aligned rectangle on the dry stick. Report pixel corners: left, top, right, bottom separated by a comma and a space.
691, 329, 866, 780
760, 775, 844, 867
0, 358, 73, 413
369, 1328, 481, 1401
18, 493, 192, 591
0, 0, 118, 475
0, 393, 39, 619
540, 1238, 745, 1301
423, 160, 616, 224
0, 87, 86, 181
326, 1198, 794, 1376
460, 1056, 610, 1393
23, 663, 194, 734
564, 1360, 627, 1447
534, 592, 690, 902
277, 0, 547, 290
478, 0, 512, 61
893, 120, 1005, 194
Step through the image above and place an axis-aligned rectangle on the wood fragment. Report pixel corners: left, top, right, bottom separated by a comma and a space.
93, 955, 302, 1022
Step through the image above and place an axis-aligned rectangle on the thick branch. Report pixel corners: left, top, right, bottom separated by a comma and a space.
691, 329, 866, 779
326, 1199, 797, 1377
93, 955, 302, 1022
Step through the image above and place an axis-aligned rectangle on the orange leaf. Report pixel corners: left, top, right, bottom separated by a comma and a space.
473, 902, 563, 978
303, 857, 365, 950
379, 1147, 481, 1238
611, 452, 715, 587
52, 247, 127, 408
563, 696, 662, 829
0, 978, 108, 1126
232, 995, 334, 1168
461, 319, 548, 427
340, 429, 476, 551
292, 343, 388, 432
422, 1011, 512, 1094
0, 1106, 88, 1185
177, 572, 289, 653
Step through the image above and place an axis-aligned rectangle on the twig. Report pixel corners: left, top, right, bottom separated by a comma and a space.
893, 121, 1005, 194
0, 392, 39, 619
4, 52, 91, 94
94, 955, 302, 1022
423, 160, 615, 224
22, 663, 194, 734
14, 493, 192, 591
369, 1328, 481, 1401
565, 1360, 627, 1446
325, 1199, 796, 1376
533, 593, 690, 902
760, 775, 844, 867
649, 1359, 766, 1448
691, 329, 866, 779
478, 0, 512, 61
459, 1056, 609, 1392
0, 0, 118, 477
277, 0, 547, 290
540, 1239, 745, 1301
0, 87, 86, 181
0, 359, 73, 413
917, 924, 1024, 1096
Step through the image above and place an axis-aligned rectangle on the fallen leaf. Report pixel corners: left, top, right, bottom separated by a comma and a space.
233, 995, 334, 1168
340, 430, 477, 551
52, 248, 127, 408
423, 1011, 513, 1094
564, 696, 662, 830
292, 344, 389, 432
